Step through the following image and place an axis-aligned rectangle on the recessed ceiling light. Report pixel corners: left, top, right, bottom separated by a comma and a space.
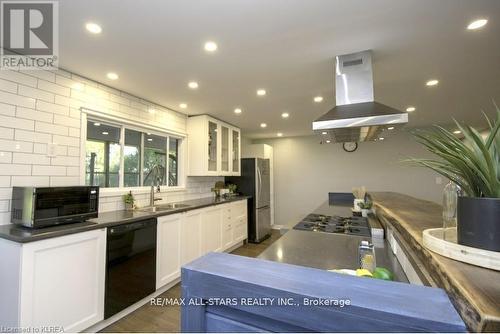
106, 72, 118, 80
257, 89, 266, 96
426, 79, 439, 86
188, 81, 199, 89
234, 108, 242, 114
326, 140, 331, 144
147, 138, 153, 142
102, 131, 109, 135
147, 132, 151, 135
388, 126, 395, 130
321, 131, 327, 135
148, 108, 155, 114
93, 122, 100, 127
85, 22, 102, 34
260, 123, 267, 128
277, 133, 283, 137
453, 130, 462, 134
467, 19, 488, 30
204, 41, 218, 52
314, 96, 323, 103
406, 106, 416, 112
379, 137, 385, 141
179, 103, 187, 109
281, 112, 289, 118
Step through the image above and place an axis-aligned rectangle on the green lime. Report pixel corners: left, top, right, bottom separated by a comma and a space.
373, 267, 394, 281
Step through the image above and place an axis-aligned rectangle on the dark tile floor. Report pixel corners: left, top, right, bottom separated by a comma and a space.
100, 230, 282, 333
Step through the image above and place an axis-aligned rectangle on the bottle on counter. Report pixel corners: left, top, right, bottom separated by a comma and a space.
358, 241, 376, 272
442, 181, 462, 241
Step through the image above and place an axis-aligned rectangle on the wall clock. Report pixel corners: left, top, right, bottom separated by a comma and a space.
342, 142, 358, 152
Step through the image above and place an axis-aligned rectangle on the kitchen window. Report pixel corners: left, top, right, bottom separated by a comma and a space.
85, 119, 183, 189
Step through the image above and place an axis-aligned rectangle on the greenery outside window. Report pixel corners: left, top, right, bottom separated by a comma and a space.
85, 119, 182, 189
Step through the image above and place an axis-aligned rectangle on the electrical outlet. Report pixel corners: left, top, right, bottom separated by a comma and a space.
435, 176, 443, 185
47, 143, 57, 157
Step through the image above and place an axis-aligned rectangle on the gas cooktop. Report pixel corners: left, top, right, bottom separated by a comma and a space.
293, 214, 371, 237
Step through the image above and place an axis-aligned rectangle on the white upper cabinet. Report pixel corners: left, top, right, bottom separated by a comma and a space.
187, 115, 241, 176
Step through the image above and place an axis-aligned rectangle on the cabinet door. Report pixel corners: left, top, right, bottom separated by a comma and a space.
202, 206, 222, 254
221, 205, 233, 250
20, 229, 106, 332
232, 129, 240, 175
221, 125, 229, 173
181, 210, 202, 265
208, 121, 218, 172
157, 214, 182, 289
232, 201, 248, 243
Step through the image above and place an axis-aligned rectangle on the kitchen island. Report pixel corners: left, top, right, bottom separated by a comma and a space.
371, 192, 500, 332
180, 195, 466, 332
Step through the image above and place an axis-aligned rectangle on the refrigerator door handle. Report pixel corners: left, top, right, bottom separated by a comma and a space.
257, 166, 262, 206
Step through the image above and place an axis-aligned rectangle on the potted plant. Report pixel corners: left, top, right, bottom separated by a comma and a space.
358, 200, 373, 217
407, 106, 500, 251
123, 191, 135, 211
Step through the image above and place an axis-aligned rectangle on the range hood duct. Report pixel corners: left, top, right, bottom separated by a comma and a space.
312, 50, 408, 142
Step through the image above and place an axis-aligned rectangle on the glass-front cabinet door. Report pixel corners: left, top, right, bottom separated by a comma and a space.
208, 121, 218, 172
221, 125, 229, 173
232, 129, 240, 174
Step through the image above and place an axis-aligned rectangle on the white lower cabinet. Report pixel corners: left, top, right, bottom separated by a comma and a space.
0, 229, 106, 332
201, 206, 222, 254
156, 214, 182, 289
180, 209, 202, 265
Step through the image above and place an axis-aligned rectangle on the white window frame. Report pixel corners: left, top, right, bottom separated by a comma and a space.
80, 109, 187, 196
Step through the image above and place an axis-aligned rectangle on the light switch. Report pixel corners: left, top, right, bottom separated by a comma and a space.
47, 143, 58, 157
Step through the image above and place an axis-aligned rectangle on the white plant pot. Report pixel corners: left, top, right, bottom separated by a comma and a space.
353, 199, 364, 211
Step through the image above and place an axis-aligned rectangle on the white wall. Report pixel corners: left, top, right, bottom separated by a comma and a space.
0, 68, 221, 225
252, 132, 445, 227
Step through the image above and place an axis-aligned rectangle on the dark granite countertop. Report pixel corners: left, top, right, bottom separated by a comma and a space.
0, 195, 249, 243
371, 192, 500, 332
258, 200, 408, 283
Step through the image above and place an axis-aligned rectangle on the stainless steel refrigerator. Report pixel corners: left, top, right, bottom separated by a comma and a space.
226, 158, 271, 243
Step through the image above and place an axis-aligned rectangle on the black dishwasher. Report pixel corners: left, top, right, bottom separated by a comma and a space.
105, 218, 157, 318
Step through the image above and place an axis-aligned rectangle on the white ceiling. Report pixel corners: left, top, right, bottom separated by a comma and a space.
59, 0, 500, 138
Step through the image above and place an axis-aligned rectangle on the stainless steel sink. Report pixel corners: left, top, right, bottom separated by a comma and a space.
137, 203, 191, 213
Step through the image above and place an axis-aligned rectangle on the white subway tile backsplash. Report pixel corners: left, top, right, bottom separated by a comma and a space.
32, 165, 66, 176
54, 114, 80, 128
67, 146, 80, 157
0, 200, 8, 212
0, 139, 33, 153
0, 70, 37, 87
51, 156, 79, 166
35, 121, 69, 136
0, 212, 10, 225
20, 69, 55, 83
52, 134, 79, 147
13, 153, 50, 165
0, 163, 31, 175
0, 127, 14, 140
0, 78, 17, 93
66, 166, 80, 176
0, 114, 35, 131
11, 176, 49, 187
68, 127, 80, 138
0, 188, 12, 200
18, 85, 55, 103
14, 129, 52, 143
0, 102, 16, 116
0, 176, 10, 187
0, 152, 12, 163
38, 80, 70, 97
0, 90, 36, 108
33, 143, 47, 154
16, 107, 54, 123
37, 100, 70, 115
49, 176, 80, 186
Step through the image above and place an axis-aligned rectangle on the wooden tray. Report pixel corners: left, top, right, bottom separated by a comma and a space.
423, 228, 500, 271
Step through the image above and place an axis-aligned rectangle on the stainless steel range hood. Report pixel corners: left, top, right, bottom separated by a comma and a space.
312, 50, 408, 142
